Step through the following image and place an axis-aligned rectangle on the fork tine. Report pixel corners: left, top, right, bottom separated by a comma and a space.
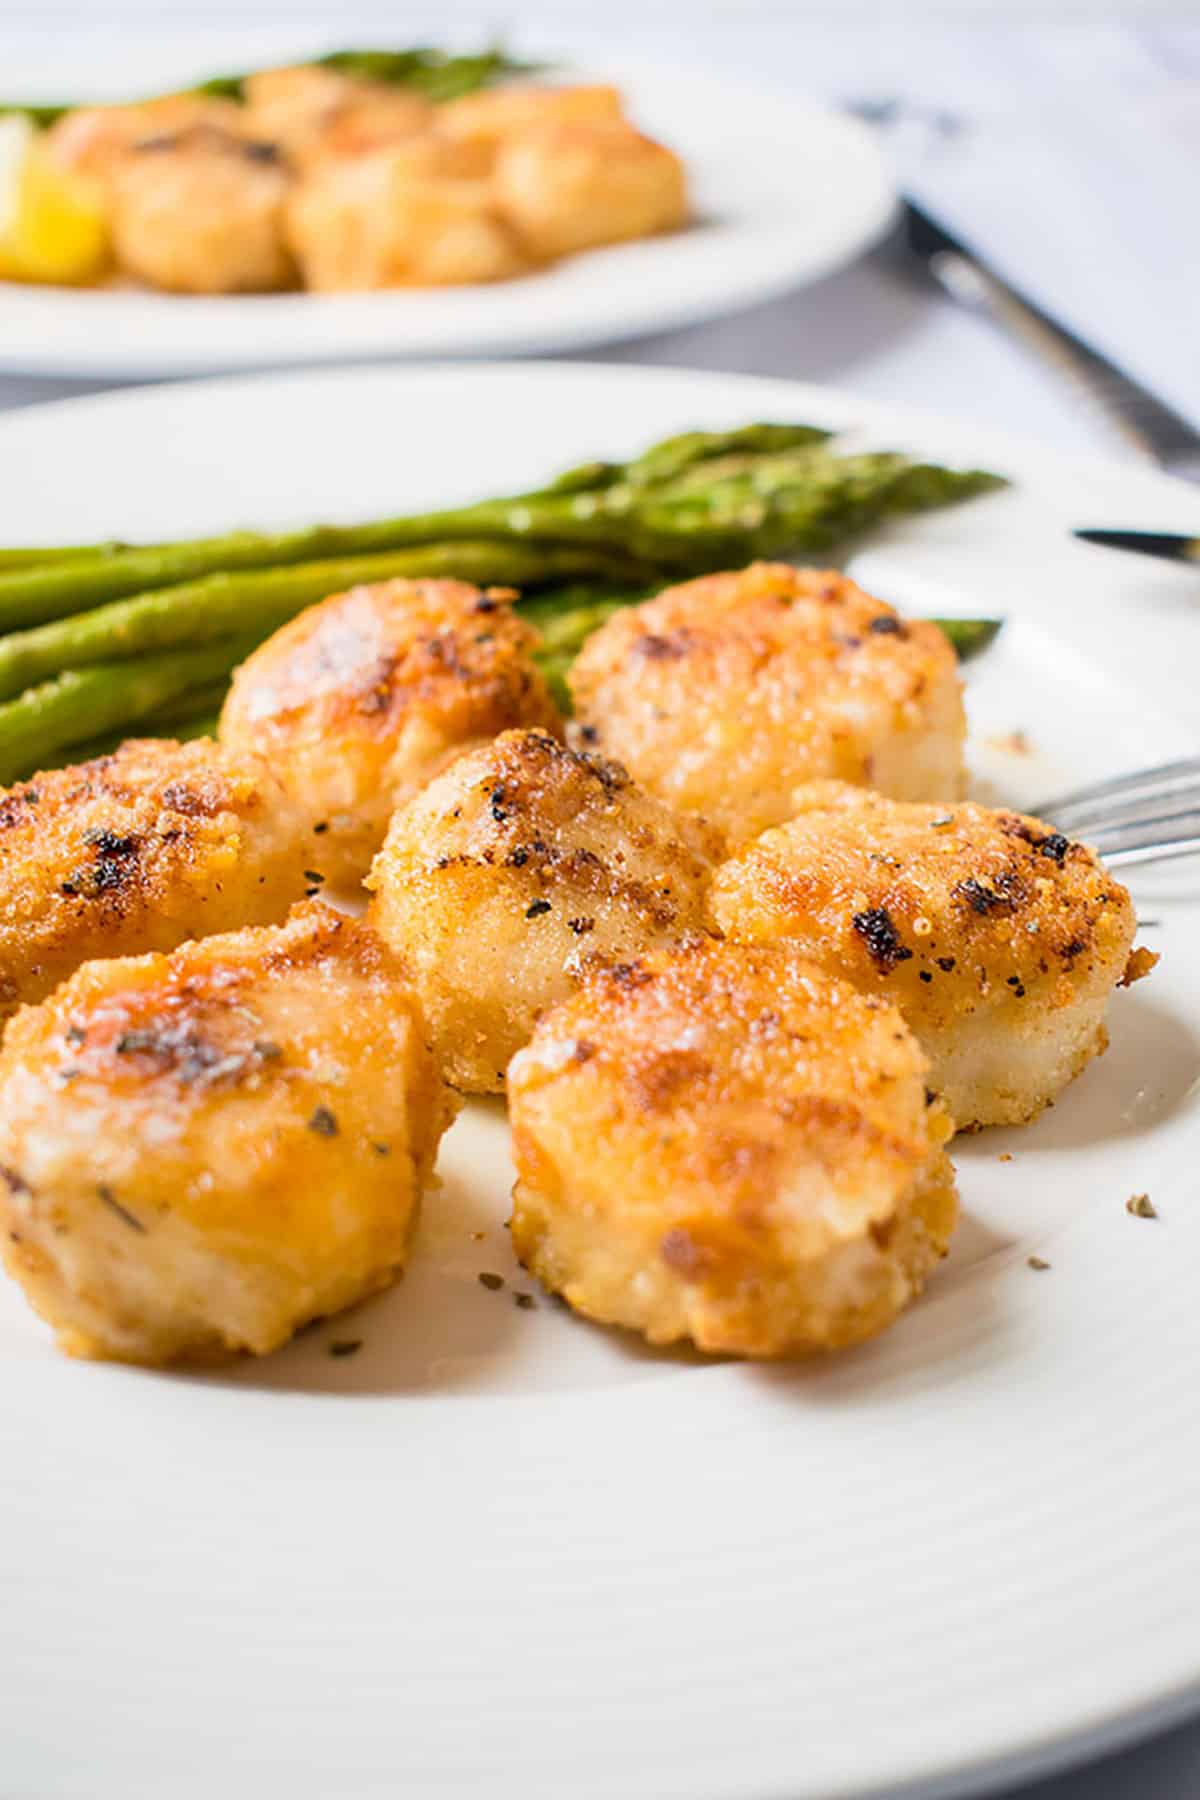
1050, 778, 1200, 835
1036, 755, 1200, 827
1102, 830, 1200, 869
1079, 798, 1200, 869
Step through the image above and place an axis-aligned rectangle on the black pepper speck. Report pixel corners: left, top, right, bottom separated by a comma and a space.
852, 907, 913, 971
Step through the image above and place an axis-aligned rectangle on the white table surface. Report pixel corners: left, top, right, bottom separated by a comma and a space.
1, 8, 1198, 1797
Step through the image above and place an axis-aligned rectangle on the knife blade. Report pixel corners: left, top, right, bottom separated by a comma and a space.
898, 199, 1200, 484
1073, 529, 1200, 565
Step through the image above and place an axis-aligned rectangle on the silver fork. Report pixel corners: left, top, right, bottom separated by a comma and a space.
1035, 757, 1200, 868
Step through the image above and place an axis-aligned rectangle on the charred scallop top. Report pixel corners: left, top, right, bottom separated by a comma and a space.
25, 901, 396, 1106
709, 782, 1150, 1018
570, 562, 959, 724
0, 737, 275, 926
220, 579, 561, 746
0, 737, 309, 1021
565, 563, 965, 836
380, 727, 724, 929
0, 900, 449, 1286
509, 936, 947, 1245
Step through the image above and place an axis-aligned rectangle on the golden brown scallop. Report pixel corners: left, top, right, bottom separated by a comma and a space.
44, 96, 246, 191
439, 83, 625, 170
569, 563, 966, 842
219, 579, 562, 887
493, 120, 689, 261
285, 140, 526, 289
0, 737, 310, 1026
110, 126, 295, 293
709, 781, 1154, 1129
508, 937, 957, 1357
242, 65, 435, 168
0, 902, 453, 1366
366, 728, 723, 1092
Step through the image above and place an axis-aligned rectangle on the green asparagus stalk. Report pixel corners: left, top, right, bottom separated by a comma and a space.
0, 426, 833, 631
544, 424, 832, 495
143, 679, 236, 729
0, 544, 135, 572
930, 617, 1003, 660
0, 541, 628, 702
0, 44, 537, 130
172, 711, 220, 742
525, 594, 640, 709
0, 428, 828, 567
0, 638, 255, 785
58, 708, 221, 772
307, 47, 543, 103
0, 522, 601, 633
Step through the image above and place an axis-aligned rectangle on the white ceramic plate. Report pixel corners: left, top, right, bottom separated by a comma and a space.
2, 363, 1200, 1800
0, 57, 892, 377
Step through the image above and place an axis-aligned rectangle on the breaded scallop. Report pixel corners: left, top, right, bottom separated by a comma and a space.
367, 728, 723, 1092
110, 126, 295, 293
219, 579, 562, 887
494, 120, 689, 261
508, 938, 958, 1357
44, 96, 246, 190
0, 902, 453, 1365
569, 563, 966, 842
0, 737, 310, 1025
709, 781, 1155, 1129
439, 83, 625, 169
286, 142, 526, 289
242, 65, 435, 168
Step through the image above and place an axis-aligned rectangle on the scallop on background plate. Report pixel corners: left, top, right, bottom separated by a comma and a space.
0, 54, 893, 377
2, 364, 1200, 1800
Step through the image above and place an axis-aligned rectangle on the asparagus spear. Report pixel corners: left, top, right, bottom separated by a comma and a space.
930, 617, 1003, 660
0, 439, 998, 633
0, 637, 254, 785
0, 541, 626, 701
0, 544, 134, 571
0, 425, 828, 629
0, 425, 826, 583
544, 424, 832, 495
308, 47, 543, 103
525, 593, 640, 710
56, 709, 221, 772
0, 45, 536, 129
0, 521, 566, 632
145, 679, 237, 729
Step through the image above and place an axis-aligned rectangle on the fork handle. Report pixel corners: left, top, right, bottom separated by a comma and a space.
903, 202, 1200, 482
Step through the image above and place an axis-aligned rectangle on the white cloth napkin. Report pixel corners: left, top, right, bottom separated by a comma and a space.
889, 41, 1200, 431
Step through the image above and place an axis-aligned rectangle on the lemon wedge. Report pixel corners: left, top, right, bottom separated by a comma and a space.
0, 115, 110, 286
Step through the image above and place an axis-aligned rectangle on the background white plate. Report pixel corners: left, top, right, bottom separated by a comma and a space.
2, 363, 1200, 1800
0, 51, 893, 376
